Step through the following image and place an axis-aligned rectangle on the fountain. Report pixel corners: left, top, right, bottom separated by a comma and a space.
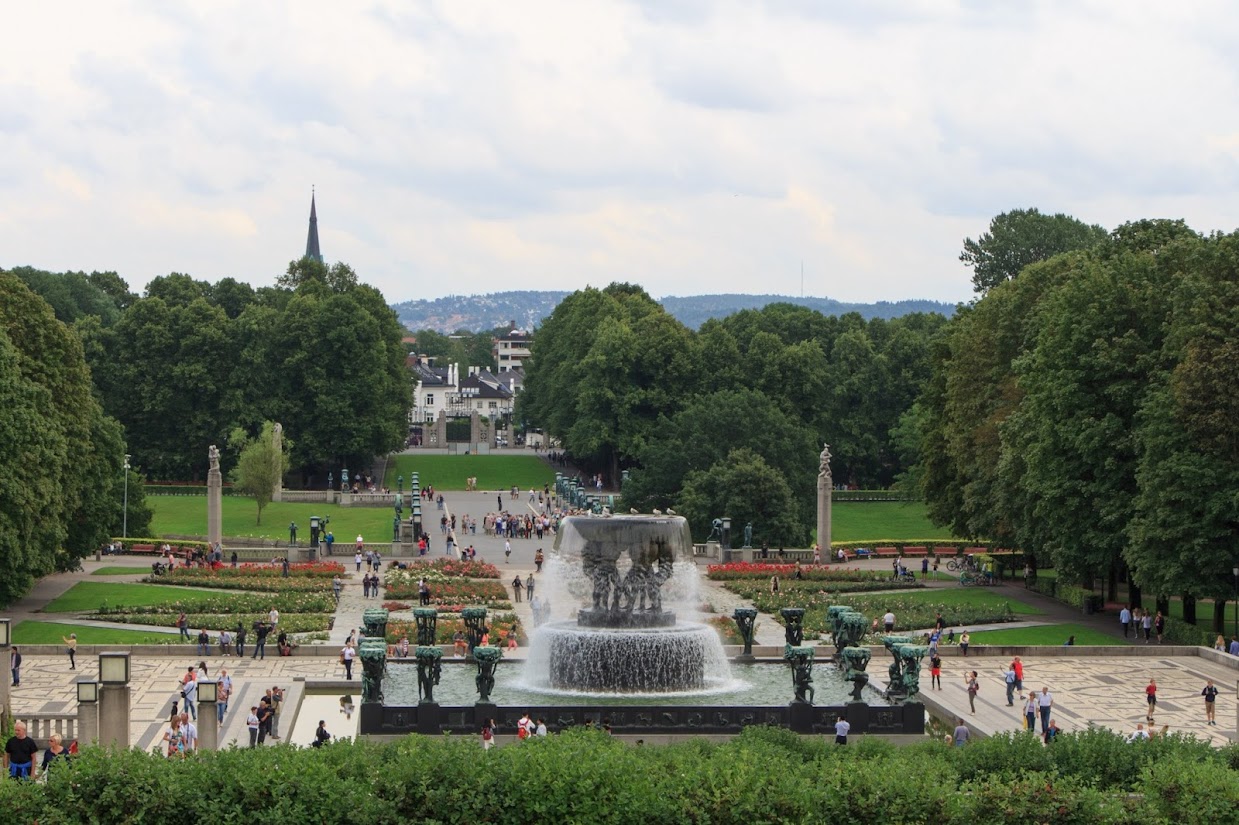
524, 515, 732, 694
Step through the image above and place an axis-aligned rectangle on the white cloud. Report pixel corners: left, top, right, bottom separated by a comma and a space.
2, 0, 1239, 306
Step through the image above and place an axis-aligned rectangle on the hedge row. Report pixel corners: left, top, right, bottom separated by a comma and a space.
2, 727, 1236, 823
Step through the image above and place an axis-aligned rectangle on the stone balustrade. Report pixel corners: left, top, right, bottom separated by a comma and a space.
16, 712, 78, 745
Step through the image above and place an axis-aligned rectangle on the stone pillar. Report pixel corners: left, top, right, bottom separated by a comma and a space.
0, 641, 10, 734
77, 699, 99, 745
271, 423, 283, 502
98, 685, 131, 748
207, 445, 223, 549
470, 411, 481, 448
817, 443, 832, 558
198, 699, 219, 751
432, 410, 447, 448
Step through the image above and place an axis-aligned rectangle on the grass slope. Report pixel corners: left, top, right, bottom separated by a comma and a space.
829, 502, 961, 542
13, 620, 179, 644
384, 454, 556, 491
968, 623, 1128, 646
150, 497, 397, 540
43, 582, 225, 613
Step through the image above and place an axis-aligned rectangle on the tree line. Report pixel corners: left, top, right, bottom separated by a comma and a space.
0, 259, 407, 605
919, 213, 1239, 630
519, 283, 948, 545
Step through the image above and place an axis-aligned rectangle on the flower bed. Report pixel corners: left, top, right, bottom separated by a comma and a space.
706, 615, 744, 645
141, 562, 343, 591
94, 613, 334, 633
386, 558, 500, 580
385, 612, 525, 646
95, 590, 336, 616
707, 563, 899, 582
721, 579, 922, 599
737, 590, 1018, 638
384, 577, 511, 607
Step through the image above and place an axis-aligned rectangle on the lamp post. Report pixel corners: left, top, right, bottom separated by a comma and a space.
122, 454, 131, 538
98, 652, 131, 748
76, 678, 100, 745
196, 680, 219, 750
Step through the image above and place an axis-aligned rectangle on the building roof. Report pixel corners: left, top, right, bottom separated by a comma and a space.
305, 191, 323, 263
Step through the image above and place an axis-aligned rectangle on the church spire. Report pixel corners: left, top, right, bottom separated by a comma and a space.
305, 188, 323, 263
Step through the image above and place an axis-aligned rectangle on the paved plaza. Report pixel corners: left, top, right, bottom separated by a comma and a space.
6, 478, 1239, 748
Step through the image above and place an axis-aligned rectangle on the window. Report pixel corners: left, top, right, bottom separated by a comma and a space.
425, 394, 434, 405
489, 401, 498, 409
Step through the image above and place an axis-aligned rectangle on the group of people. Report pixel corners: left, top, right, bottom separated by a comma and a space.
1117, 605, 1166, 642
243, 686, 285, 747
355, 549, 383, 572
512, 574, 534, 603
480, 713, 549, 748
4, 723, 72, 780
360, 572, 382, 599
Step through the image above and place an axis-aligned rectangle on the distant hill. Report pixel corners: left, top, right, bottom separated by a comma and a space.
391, 291, 956, 333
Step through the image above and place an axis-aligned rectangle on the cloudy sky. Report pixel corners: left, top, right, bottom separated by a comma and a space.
3, 1, 1239, 305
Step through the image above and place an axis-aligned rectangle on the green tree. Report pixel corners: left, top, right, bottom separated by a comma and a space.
229, 421, 291, 525
961, 208, 1107, 294
0, 272, 127, 604
677, 448, 805, 546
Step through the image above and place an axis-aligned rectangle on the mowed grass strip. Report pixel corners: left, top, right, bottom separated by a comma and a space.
967, 623, 1128, 646
828, 502, 961, 542
13, 620, 180, 644
149, 496, 396, 539
91, 566, 152, 576
43, 582, 226, 613
385, 454, 556, 491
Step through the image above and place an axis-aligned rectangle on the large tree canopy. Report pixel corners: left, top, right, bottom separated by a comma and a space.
0, 272, 128, 605
960, 208, 1108, 294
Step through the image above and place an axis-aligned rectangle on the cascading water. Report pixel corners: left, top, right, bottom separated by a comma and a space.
522, 515, 734, 694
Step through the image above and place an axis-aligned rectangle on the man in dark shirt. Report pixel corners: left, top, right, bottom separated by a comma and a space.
256, 698, 274, 744
253, 622, 270, 660
4, 721, 39, 779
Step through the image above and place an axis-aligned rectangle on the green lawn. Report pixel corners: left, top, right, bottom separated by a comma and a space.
829, 502, 961, 542
43, 582, 225, 613
13, 621, 180, 644
150, 496, 396, 540
91, 566, 151, 576
968, 623, 1128, 646
385, 454, 555, 491
862, 587, 1044, 616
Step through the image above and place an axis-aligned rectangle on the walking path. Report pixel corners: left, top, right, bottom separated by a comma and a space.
6, 475, 1239, 748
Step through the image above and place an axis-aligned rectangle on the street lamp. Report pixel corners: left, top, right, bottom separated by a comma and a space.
122, 454, 131, 538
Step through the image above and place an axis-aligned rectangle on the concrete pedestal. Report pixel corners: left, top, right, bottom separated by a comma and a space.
788, 701, 814, 733
198, 701, 219, 751
207, 471, 223, 549
845, 701, 870, 734
77, 702, 100, 745
99, 685, 131, 748
417, 702, 441, 735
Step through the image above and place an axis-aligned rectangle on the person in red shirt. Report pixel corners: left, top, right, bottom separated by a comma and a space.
1011, 657, 1024, 691
1146, 678, 1158, 722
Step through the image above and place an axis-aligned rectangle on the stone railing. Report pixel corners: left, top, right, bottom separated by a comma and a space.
340, 492, 396, 508
17, 712, 78, 745
280, 489, 335, 504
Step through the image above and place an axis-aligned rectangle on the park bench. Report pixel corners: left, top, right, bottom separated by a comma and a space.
128, 544, 157, 554
873, 546, 900, 557
901, 546, 928, 557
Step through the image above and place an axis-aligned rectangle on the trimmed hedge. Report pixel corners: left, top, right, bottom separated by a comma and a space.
2, 727, 1237, 823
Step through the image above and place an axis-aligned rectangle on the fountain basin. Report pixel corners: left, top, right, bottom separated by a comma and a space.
535, 620, 718, 692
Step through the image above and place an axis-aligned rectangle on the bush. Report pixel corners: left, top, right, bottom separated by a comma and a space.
1, 729, 1236, 823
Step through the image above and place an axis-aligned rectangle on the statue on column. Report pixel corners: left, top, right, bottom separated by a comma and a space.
819, 444, 832, 485
209, 445, 220, 471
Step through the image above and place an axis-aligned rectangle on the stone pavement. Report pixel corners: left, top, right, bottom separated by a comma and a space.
8, 475, 1239, 749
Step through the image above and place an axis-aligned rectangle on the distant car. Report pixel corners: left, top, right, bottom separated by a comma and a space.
496, 437, 509, 447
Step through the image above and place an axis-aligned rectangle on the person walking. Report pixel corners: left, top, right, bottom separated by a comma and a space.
959, 631, 970, 657
1011, 656, 1024, 691
1038, 686, 1054, 734
177, 612, 189, 641
1141, 611, 1153, 643
965, 671, 979, 714
1145, 678, 1158, 722
481, 718, 496, 750
1203, 679, 1219, 725
525, 574, 535, 601
512, 575, 523, 603
1119, 605, 1131, 638
1154, 611, 1166, 644
235, 623, 246, 658
355, 552, 362, 572
1003, 664, 1017, 706
63, 633, 77, 670
504, 539, 512, 563
882, 611, 895, 632
535, 549, 544, 573
180, 667, 198, 722
1024, 691, 1038, 733
341, 642, 356, 680
929, 653, 942, 690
